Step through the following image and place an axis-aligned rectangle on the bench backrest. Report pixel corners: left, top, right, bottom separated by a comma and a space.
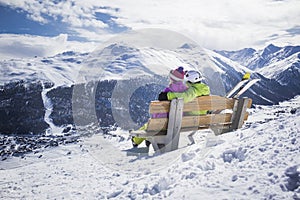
146, 95, 252, 134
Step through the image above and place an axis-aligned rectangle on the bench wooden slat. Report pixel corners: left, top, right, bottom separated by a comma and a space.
181, 113, 233, 128
146, 112, 249, 132
148, 101, 170, 114
183, 96, 235, 112
147, 114, 232, 131
149, 96, 252, 114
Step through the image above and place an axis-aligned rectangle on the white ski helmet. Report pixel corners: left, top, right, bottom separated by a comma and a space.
185, 70, 203, 83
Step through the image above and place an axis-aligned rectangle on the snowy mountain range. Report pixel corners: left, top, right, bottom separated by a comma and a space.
216, 44, 300, 93
0, 43, 300, 136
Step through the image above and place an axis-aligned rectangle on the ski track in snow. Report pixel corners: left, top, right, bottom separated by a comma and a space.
41, 83, 65, 136
0, 97, 299, 199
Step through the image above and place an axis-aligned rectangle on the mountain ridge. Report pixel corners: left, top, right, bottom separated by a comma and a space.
215, 44, 300, 71
0, 43, 299, 135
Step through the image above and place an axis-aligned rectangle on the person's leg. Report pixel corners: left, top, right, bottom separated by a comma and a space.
131, 123, 148, 146
132, 137, 145, 145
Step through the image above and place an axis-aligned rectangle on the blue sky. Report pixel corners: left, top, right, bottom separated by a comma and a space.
0, 4, 127, 41
0, 0, 299, 59
0, 5, 66, 36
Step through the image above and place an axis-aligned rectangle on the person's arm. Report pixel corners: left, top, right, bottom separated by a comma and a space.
167, 86, 197, 102
197, 84, 210, 96
167, 84, 210, 103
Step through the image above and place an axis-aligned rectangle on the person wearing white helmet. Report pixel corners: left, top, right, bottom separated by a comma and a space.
131, 70, 210, 148
185, 70, 204, 83
159, 70, 210, 111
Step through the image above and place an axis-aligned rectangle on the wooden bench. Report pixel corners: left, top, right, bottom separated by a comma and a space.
130, 95, 252, 153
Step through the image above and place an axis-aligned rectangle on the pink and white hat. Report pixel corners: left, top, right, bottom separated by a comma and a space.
169, 66, 185, 82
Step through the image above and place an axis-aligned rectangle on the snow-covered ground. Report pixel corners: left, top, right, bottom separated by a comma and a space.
1, 96, 299, 199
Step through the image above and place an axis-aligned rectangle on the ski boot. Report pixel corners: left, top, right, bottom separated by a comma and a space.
131, 136, 138, 148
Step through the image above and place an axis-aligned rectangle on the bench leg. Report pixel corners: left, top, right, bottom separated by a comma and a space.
149, 138, 160, 152
164, 98, 184, 152
148, 136, 167, 153
231, 98, 250, 131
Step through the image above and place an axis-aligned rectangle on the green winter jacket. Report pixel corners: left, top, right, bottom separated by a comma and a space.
167, 82, 210, 115
132, 82, 210, 146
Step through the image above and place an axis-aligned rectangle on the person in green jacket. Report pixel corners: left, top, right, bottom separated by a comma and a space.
159, 70, 210, 115
131, 70, 210, 147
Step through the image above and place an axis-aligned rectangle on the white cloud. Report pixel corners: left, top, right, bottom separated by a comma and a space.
1, 0, 108, 27
1, 0, 300, 50
100, 0, 300, 50
71, 28, 114, 41
0, 34, 97, 60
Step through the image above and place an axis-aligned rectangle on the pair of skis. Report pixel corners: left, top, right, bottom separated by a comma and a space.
226, 73, 259, 98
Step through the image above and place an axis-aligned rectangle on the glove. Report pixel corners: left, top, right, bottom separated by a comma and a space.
158, 92, 168, 101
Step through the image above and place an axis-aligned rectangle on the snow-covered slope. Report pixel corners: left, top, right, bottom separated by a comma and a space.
0, 42, 249, 90
1, 96, 299, 199
216, 47, 258, 70
0, 51, 88, 87
80, 43, 186, 82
